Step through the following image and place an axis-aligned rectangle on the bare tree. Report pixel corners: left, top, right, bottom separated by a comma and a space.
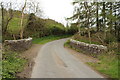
1, 2, 13, 34
20, 0, 27, 39
84, 2, 92, 44
27, 2, 42, 17
20, 1, 42, 39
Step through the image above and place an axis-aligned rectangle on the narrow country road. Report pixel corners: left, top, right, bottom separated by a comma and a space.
31, 38, 104, 78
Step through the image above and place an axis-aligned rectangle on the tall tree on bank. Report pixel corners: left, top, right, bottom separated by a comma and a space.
114, 2, 120, 41
68, 1, 85, 35
1, 2, 13, 34
96, 2, 99, 31
68, 0, 120, 42
102, 2, 106, 39
20, 1, 42, 39
20, 0, 27, 39
83, 2, 96, 44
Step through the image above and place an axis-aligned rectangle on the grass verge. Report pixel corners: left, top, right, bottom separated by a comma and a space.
73, 34, 102, 45
32, 35, 72, 44
64, 40, 119, 79
2, 50, 27, 78
87, 54, 119, 78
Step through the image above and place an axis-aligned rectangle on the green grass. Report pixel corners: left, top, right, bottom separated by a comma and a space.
45, 19, 65, 29
76, 39, 101, 45
8, 17, 27, 34
73, 34, 102, 45
2, 50, 27, 78
64, 40, 70, 47
87, 53, 118, 78
65, 40, 119, 78
32, 35, 71, 44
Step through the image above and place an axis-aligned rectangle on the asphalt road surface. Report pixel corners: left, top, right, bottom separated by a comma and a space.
31, 38, 104, 78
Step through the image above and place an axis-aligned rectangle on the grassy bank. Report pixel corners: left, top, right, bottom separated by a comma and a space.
32, 35, 72, 44
8, 18, 27, 34
64, 40, 119, 79
2, 50, 27, 78
87, 53, 118, 78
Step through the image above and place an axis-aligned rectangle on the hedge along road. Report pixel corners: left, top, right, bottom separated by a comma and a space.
31, 38, 104, 78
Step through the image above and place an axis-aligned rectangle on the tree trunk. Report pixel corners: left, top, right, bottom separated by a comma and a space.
110, 2, 113, 33
20, 0, 27, 39
13, 34, 16, 40
84, 2, 91, 44
77, 24, 81, 35
102, 2, 106, 39
1, 3, 13, 34
88, 28, 91, 44
96, 2, 99, 32
20, 12, 24, 39
1, 3, 5, 34
114, 4, 117, 36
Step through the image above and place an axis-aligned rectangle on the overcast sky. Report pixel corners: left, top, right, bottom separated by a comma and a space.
39, 0, 74, 26
1, 0, 74, 26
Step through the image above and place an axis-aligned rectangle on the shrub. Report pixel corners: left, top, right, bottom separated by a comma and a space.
104, 33, 117, 44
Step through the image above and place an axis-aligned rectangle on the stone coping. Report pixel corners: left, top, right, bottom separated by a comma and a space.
4, 37, 33, 51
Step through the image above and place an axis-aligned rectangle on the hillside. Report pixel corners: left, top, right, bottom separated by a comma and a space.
8, 11, 65, 33
44, 19, 65, 29
4, 10, 66, 40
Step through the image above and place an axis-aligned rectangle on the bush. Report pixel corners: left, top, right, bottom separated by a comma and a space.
104, 33, 117, 44
67, 26, 78, 35
25, 13, 66, 38
49, 26, 65, 35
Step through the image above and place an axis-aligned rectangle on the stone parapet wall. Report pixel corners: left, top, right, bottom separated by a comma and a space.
70, 39, 107, 54
4, 37, 32, 51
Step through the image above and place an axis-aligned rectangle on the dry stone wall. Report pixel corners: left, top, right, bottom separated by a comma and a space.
70, 39, 107, 54
4, 37, 32, 51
